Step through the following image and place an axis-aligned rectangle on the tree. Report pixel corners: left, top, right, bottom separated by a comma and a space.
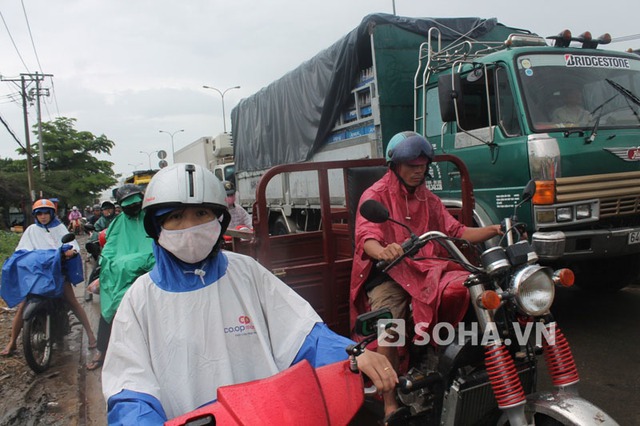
0, 158, 30, 230
2, 117, 119, 222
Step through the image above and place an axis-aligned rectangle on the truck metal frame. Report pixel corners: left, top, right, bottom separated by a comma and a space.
228, 156, 475, 335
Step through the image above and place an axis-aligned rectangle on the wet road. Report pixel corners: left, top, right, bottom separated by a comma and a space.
540, 283, 640, 425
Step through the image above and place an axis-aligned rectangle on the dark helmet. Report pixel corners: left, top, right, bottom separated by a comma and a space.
115, 184, 144, 205
223, 181, 235, 196
92, 204, 101, 211
385, 131, 435, 165
101, 201, 116, 210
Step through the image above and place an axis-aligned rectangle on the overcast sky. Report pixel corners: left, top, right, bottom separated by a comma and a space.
1, 0, 638, 183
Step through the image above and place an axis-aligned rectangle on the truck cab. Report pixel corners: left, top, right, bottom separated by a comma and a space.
417, 29, 640, 291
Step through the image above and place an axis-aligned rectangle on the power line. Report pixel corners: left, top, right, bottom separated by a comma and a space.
21, 0, 44, 72
0, 10, 31, 72
21, 0, 59, 119
0, 113, 25, 150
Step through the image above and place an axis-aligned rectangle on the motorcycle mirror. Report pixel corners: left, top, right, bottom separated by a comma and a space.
61, 233, 76, 244
354, 308, 393, 337
512, 180, 537, 219
521, 180, 536, 203
360, 200, 389, 223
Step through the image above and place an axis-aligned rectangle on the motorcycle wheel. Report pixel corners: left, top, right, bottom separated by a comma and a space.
23, 310, 53, 373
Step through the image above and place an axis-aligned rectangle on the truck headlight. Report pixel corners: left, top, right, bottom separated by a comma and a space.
556, 207, 573, 222
576, 203, 591, 219
511, 265, 555, 316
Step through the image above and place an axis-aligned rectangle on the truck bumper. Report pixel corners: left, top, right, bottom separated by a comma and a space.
532, 227, 640, 261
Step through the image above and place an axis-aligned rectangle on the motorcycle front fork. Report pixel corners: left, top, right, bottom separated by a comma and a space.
469, 282, 582, 425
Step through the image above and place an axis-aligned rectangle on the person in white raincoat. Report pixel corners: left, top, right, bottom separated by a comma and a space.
1, 199, 96, 356
101, 163, 398, 425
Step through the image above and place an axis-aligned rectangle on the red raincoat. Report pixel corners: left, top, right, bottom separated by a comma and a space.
350, 170, 470, 338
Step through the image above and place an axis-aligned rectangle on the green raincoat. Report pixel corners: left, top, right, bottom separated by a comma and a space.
99, 210, 155, 322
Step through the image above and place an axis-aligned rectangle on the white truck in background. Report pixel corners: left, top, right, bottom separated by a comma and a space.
174, 134, 236, 184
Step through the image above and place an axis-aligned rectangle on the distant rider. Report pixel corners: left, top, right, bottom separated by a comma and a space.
1, 199, 97, 356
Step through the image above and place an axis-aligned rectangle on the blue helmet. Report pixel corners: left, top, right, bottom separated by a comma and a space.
385, 131, 434, 165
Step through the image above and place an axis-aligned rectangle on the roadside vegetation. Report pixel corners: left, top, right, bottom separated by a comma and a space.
0, 230, 21, 308
1, 116, 119, 230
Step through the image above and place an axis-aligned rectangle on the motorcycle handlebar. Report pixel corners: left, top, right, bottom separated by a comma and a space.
376, 231, 476, 273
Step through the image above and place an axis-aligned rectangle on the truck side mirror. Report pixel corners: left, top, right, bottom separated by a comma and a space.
438, 73, 463, 122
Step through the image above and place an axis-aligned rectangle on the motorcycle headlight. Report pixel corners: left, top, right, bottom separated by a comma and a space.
511, 265, 555, 316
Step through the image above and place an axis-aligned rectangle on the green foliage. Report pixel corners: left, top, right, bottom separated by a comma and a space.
6, 116, 119, 210
0, 230, 20, 266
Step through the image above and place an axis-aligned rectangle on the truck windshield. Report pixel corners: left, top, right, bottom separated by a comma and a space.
517, 52, 640, 132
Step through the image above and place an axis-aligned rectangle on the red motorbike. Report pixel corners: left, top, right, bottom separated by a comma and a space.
164, 330, 386, 426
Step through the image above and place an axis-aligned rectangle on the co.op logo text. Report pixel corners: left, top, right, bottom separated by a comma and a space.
224, 315, 256, 334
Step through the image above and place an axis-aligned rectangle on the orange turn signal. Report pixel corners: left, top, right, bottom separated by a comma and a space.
553, 268, 575, 287
479, 290, 502, 310
532, 180, 555, 205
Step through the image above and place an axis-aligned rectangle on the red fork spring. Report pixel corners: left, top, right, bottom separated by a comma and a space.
542, 323, 579, 387
485, 344, 526, 408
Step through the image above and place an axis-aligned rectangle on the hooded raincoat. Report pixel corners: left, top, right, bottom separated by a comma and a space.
99, 210, 155, 322
350, 170, 471, 336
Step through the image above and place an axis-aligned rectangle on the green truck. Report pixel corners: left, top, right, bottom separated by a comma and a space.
231, 14, 640, 294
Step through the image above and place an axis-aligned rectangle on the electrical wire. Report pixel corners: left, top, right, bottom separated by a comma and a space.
21, 0, 59, 120
0, 113, 26, 150
0, 10, 31, 72
21, 0, 43, 73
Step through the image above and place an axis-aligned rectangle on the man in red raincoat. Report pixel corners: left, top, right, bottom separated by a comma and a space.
350, 131, 502, 423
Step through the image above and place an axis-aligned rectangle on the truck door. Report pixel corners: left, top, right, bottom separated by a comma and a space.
435, 65, 526, 224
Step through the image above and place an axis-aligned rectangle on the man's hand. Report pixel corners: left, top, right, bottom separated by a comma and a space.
64, 249, 77, 259
356, 349, 398, 393
364, 240, 404, 263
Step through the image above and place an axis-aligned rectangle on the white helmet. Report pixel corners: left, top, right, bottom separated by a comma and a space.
143, 163, 230, 240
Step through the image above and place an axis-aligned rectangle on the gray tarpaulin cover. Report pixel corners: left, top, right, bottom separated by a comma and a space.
231, 14, 505, 173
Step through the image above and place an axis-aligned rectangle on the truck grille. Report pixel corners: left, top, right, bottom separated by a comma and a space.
556, 171, 640, 218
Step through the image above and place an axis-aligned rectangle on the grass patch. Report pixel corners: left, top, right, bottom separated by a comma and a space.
0, 231, 22, 307
0, 230, 21, 265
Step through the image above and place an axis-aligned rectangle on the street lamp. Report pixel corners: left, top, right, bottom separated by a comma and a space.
202, 85, 240, 133
139, 150, 159, 169
128, 162, 143, 170
159, 129, 185, 164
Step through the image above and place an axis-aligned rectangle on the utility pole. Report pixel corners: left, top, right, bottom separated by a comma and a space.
32, 72, 50, 176
1, 72, 53, 200
20, 75, 35, 201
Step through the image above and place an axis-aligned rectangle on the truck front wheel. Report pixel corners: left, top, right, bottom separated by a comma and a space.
271, 216, 290, 235
572, 254, 640, 292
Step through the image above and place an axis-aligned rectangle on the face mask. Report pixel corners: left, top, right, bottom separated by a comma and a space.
122, 203, 142, 217
158, 219, 222, 264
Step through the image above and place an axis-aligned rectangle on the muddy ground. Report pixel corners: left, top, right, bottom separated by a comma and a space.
0, 233, 105, 426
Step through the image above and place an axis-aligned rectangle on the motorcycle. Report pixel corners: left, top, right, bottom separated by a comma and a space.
21, 234, 84, 373
356, 181, 619, 425
164, 334, 381, 425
